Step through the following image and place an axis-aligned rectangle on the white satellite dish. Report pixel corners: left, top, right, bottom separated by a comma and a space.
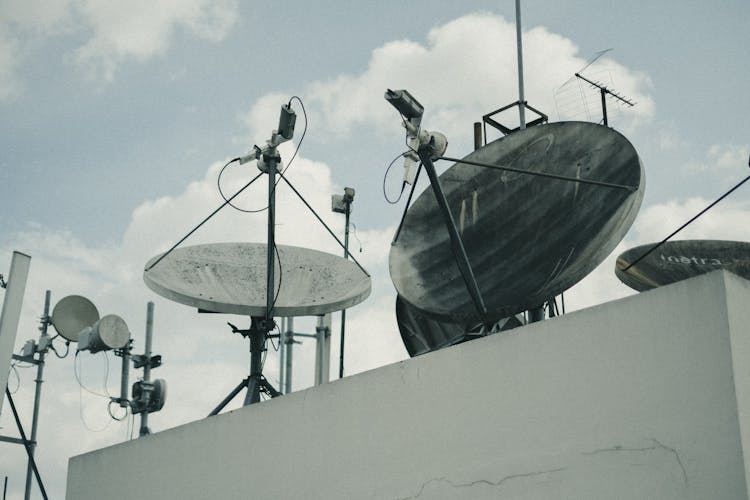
51, 295, 100, 342
78, 314, 130, 353
143, 242, 371, 316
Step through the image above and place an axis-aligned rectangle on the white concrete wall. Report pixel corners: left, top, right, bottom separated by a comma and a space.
67, 271, 750, 499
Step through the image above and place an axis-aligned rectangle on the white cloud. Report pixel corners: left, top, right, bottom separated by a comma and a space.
0, 32, 20, 100
686, 143, 750, 178
1, 0, 76, 35
72, 0, 239, 80
296, 13, 653, 144
0, 0, 240, 93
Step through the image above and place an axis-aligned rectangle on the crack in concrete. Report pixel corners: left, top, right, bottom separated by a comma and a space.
397, 468, 566, 499
583, 437, 688, 484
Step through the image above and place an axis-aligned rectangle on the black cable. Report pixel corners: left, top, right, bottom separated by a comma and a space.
277, 172, 370, 277
283, 96, 308, 178
217, 157, 271, 213
269, 321, 280, 352
73, 352, 109, 399
271, 241, 283, 311
49, 337, 70, 359
8, 362, 21, 393
102, 350, 112, 398
383, 150, 409, 204
217, 96, 308, 213
391, 162, 423, 245
107, 400, 128, 421
350, 222, 363, 253
4, 388, 49, 500
145, 171, 264, 272
623, 173, 750, 272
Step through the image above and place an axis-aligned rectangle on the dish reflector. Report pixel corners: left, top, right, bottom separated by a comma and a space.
143, 242, 371, 316
51, 295, 100, 342
390, 121, 644, 326
396, 295, 524, 357
78, 314, 130, 353
616, 239, 750, 291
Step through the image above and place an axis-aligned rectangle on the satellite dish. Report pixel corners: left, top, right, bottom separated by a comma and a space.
143, 243, 371, 316
78, 314, 130, 353
51, 295, 100, 342
390, 121, 644, 326
132, 378, 167, 414
615, 239, 750, 291
396, 295, 524, 357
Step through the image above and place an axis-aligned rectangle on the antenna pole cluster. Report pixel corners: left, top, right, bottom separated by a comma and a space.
23, 291, 50, 500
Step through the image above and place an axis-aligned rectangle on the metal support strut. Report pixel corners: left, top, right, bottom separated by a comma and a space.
417, 147, 488, 322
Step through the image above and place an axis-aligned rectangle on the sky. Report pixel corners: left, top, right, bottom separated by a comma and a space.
1, 1, 749, 498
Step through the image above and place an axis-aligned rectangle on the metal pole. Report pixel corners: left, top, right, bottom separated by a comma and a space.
244, 150, 279, 406
244, 319, 264, 405
24, 291, 49, 500
5, 389, 47, 500
279, 317, 286, 393
119, 343, 130, 407
515, 0, 526, 130
284, 318, 293, 394
338, 203, 350, 379
266, 154, 276, 321
139, 302, 154, 436
315, 315, 331, 386
473, 122, 483, 151
418, 149, 488, 321
601, 88, 608, 126
3, 476, 7, 500
209, 378, 249, 416
528, 307, 544, 323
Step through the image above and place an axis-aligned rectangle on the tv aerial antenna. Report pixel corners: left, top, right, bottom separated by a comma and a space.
574, 72, 635, 127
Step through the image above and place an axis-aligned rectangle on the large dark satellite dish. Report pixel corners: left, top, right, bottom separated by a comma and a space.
615, 239, 750, 291
143, 242, 371, 316
396, 295, 523, 357
390, 121, 644, 326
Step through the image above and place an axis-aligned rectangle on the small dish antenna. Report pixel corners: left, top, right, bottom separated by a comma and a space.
50, 295, 100, 342
77, 314, 130, 353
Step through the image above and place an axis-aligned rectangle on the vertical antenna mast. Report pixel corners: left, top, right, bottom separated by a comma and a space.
515, 0, 526, 130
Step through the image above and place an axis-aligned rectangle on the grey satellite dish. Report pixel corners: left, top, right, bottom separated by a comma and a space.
78, 314, 130, 353
132, 378, 167, 414
390, 121, 644, 326
615, 239, 750, 292
396, 295, 524, 357
51, 295, 100, 342
143, 242, 371, 316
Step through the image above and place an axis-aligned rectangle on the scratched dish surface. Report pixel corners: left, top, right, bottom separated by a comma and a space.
144, 243, 371, 316
396, 295, 523, 357
390, 121, 644, 325
615, 240, 750, 292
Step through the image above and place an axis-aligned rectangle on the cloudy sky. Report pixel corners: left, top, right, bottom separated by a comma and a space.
1, 1, 749, 497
